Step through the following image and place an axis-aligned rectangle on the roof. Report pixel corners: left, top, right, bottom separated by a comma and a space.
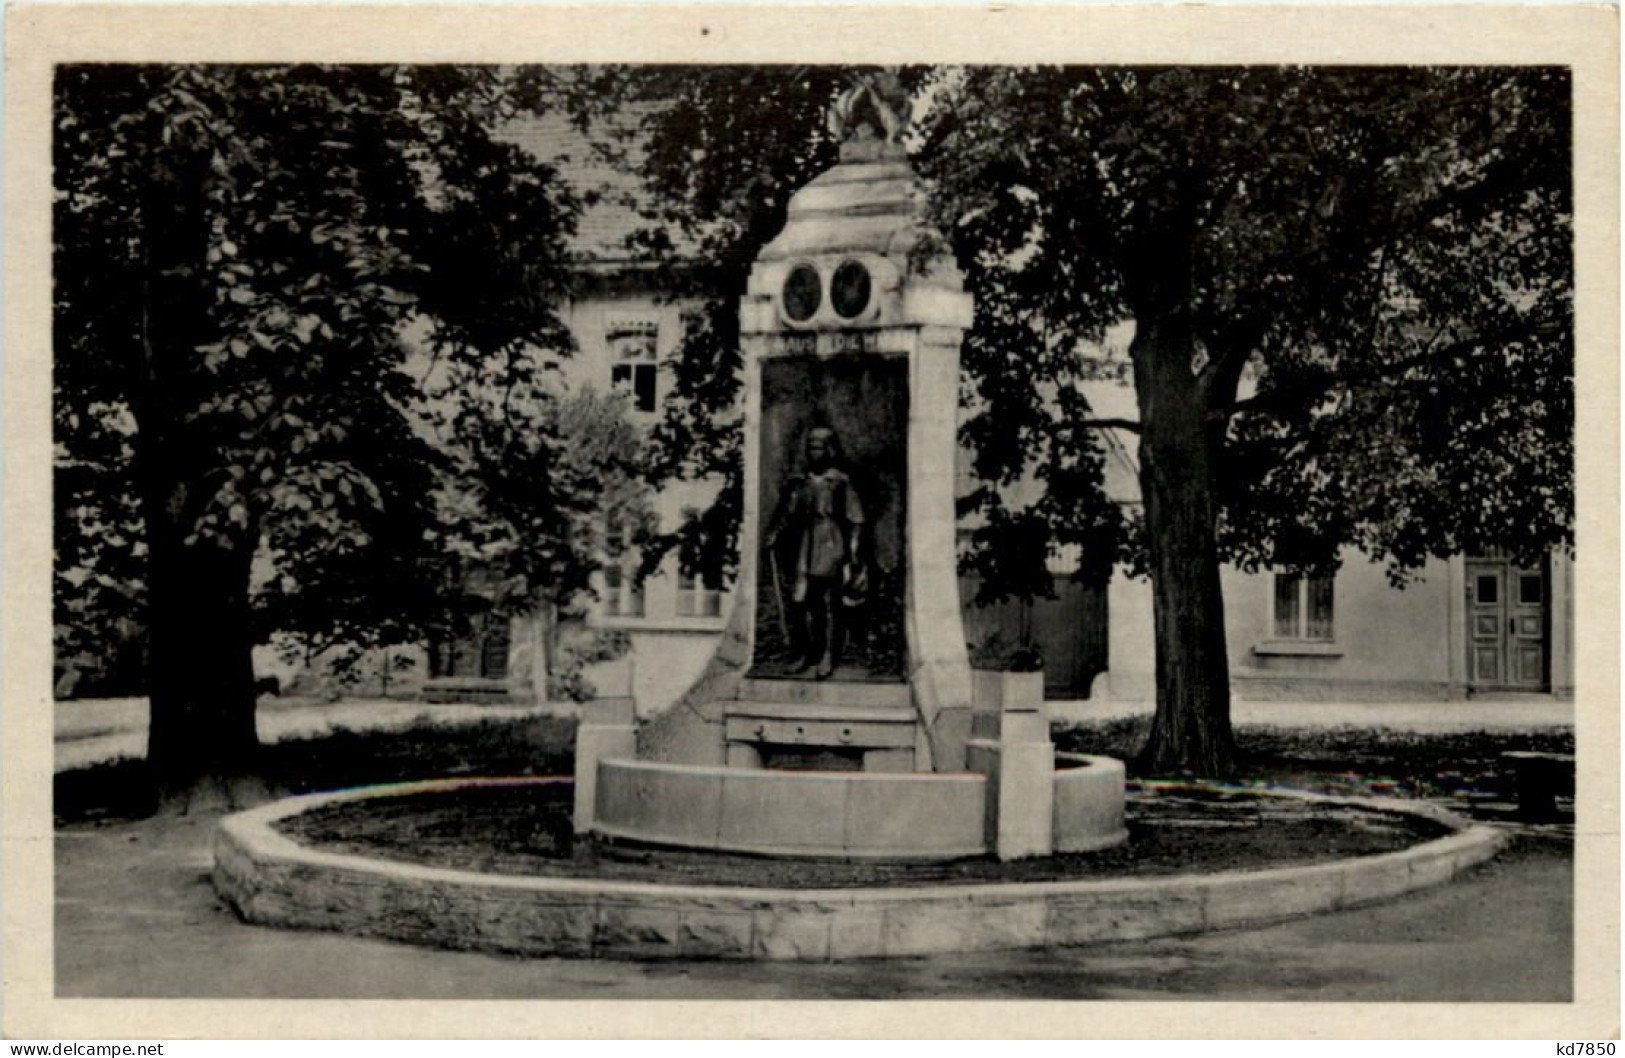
498, 110, 691, 267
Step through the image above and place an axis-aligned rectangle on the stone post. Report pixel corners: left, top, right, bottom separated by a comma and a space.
966, 700, 1056, 860
993, 705, 1056, 859
572, 696, 636, 833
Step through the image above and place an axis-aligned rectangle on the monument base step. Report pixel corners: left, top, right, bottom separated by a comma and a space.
725, 701, 920, 754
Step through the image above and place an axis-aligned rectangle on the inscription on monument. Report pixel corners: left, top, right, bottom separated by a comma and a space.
765, 330, 884, 357
829, 330, 880, 354
767, 332, 818, 357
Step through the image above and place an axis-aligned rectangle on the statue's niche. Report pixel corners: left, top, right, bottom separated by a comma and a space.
751, 356, 908, 681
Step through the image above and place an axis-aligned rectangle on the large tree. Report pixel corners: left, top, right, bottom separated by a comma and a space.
914, 65, 1572, 773
54, 65, 580, 799
576, 65, 1572, 776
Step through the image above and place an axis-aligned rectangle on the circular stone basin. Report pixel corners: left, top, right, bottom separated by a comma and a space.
215, 778, 1506, 961
588, 753, 1126, 860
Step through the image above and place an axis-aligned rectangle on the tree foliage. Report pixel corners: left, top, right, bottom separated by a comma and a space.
916, 66, 1572, 580
54, 64, 584, 792
438, 384, 655, 624
916, 65, 1571, 771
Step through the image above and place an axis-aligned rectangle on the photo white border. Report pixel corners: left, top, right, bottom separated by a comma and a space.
4, 4, 1617, 1039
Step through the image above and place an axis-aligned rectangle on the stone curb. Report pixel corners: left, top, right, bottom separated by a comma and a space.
214, 777, 1508, 961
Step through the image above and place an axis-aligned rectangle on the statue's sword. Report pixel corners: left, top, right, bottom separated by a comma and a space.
768, 547, 791, 641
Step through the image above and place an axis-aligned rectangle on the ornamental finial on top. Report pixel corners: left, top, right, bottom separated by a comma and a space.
827, 67, 911, 147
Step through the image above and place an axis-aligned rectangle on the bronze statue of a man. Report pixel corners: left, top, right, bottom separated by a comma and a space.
768, 426, 868, 679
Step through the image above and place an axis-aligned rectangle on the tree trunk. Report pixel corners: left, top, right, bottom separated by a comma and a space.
1129, 307, 1237, 776
527, 599, 558, 706
143, 509, 263, 803
133, 149, 265, 807
541, 601, 560, 700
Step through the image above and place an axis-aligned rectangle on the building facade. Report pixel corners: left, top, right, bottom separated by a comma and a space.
1104, 549, 1575, 704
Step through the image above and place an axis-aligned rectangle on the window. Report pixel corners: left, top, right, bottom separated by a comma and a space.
607, 316, 659, 413
601, 530, 645, 618
676, 570, 723, 618
611, 361, 657, 413
1273, 573, 1334, 641
479, 620, 510, 680
602, 562, 645, 618
435, 613, 509, 680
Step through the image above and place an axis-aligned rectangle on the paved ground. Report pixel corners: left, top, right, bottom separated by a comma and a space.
54, 693, 1573, 773
55, 807, 1571, 1001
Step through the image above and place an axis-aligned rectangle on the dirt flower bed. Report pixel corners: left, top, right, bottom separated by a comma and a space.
275, 781, 1453, 889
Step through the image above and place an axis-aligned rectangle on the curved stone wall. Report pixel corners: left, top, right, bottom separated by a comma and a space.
592, 758, 988, 859
214, 778, 1507, 962
1054, 753, 1129, 853
590, 753, 1129, 859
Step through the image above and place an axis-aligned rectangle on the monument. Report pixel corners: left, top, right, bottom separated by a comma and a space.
574, 69, 1126, 860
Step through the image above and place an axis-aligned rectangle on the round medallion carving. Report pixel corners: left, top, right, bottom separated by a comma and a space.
831, 260, 872, 319
783, 264, 822, 322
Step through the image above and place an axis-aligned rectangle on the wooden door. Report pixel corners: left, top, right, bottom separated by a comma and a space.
1506, 563, 1548, 687
1466, 556, 1548, 690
